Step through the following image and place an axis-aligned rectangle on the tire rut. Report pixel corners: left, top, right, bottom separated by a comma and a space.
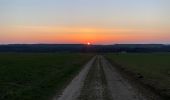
78, 56, 112, 100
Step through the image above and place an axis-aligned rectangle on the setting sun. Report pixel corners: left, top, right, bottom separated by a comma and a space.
87, 42, 91, 45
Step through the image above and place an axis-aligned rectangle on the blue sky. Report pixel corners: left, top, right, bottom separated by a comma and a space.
1, 0, 169, 27
0, 0, 170, 44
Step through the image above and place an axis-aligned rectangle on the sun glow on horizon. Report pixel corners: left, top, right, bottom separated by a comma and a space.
0, 25, 170, 44
87, 42, 91, 45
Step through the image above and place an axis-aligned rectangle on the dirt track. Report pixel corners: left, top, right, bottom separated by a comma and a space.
54, 55, 162, 100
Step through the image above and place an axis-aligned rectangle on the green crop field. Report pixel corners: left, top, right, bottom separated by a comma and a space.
106, 53, 170, 98
0, 53, 93, 100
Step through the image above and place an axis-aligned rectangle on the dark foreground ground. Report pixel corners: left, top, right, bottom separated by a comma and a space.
0, 53, 169, 100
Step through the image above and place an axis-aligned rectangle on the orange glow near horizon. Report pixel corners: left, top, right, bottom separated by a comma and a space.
0, 26, 170, 44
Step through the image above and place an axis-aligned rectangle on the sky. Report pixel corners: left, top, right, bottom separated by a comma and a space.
0, 0, 170, 44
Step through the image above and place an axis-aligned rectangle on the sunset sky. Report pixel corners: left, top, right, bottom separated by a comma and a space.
0, 0, 170, 44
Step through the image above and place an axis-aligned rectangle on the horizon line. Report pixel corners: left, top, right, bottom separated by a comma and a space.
0, 43, 170, 45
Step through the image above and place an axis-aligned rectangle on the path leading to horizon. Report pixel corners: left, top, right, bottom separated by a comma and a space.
54, 55, 162, 100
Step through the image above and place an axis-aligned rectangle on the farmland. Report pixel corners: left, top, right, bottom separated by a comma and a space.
0, 52, 170, 100
106, 53, 170, 99
0, 53, 93, 100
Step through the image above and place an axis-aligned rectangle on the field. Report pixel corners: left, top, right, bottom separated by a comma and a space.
1, 52, 170, 100
106, 53, 170, 98
0, 53, 93, 100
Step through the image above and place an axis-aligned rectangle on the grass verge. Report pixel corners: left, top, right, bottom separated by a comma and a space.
0, 53, 93, 100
